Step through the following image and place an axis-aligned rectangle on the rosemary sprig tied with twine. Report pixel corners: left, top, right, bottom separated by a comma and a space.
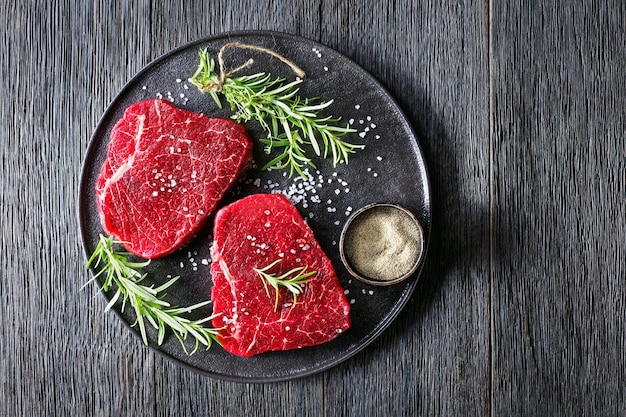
254, 259, 316, 311
189, 42, 364, 178
84, 234, 222, 355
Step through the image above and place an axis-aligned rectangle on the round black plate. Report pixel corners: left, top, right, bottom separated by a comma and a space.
79, 30, 431, 382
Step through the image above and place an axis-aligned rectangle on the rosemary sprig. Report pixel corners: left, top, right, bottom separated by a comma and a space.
253, 259, 316, 311
189, 47, 364, 178
84, 234, 222, 355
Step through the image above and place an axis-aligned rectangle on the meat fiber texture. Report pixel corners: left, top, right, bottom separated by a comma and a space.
96, 99, 252, 258
210, 194, 351, 357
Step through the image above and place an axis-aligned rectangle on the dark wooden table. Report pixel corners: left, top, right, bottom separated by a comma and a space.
1, 1, 624, 415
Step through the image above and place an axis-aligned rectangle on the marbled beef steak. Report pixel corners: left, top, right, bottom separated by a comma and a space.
96, 99, 252, 258
210, 194, 351, 357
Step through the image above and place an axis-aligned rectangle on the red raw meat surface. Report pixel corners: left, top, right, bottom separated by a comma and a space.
96, 99, 252, 258
210, 194, 351, 357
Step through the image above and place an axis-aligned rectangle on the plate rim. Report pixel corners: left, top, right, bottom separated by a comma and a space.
78, 29, 432, 382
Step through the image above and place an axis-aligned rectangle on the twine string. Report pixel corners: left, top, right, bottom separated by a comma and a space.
207, 42, 306, 92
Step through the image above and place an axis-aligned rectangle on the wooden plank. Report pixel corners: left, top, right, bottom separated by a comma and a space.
1, 1, 158, 416
320, 0, 492, 415
490, 1, 626, 415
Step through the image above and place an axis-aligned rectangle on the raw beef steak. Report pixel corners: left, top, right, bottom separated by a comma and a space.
96, 99, 252, 258
210, 194, 351, 356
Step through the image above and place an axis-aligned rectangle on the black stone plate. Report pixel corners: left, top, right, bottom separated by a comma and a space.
79, 30, 431, 382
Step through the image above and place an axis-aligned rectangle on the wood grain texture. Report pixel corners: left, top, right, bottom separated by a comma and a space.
491, 1, 626, 416
0, 0, 623, 416
320, 1, 491, 416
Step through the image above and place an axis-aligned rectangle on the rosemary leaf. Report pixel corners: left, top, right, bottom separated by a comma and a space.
85, 234, 222, 354
254, 259, 316, 311
189, 49, 364, 178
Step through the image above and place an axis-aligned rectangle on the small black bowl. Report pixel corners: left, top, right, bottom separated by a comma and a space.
339, 203, 425, 286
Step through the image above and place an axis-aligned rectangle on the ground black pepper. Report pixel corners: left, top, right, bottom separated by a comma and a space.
342, 205, 422, 282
